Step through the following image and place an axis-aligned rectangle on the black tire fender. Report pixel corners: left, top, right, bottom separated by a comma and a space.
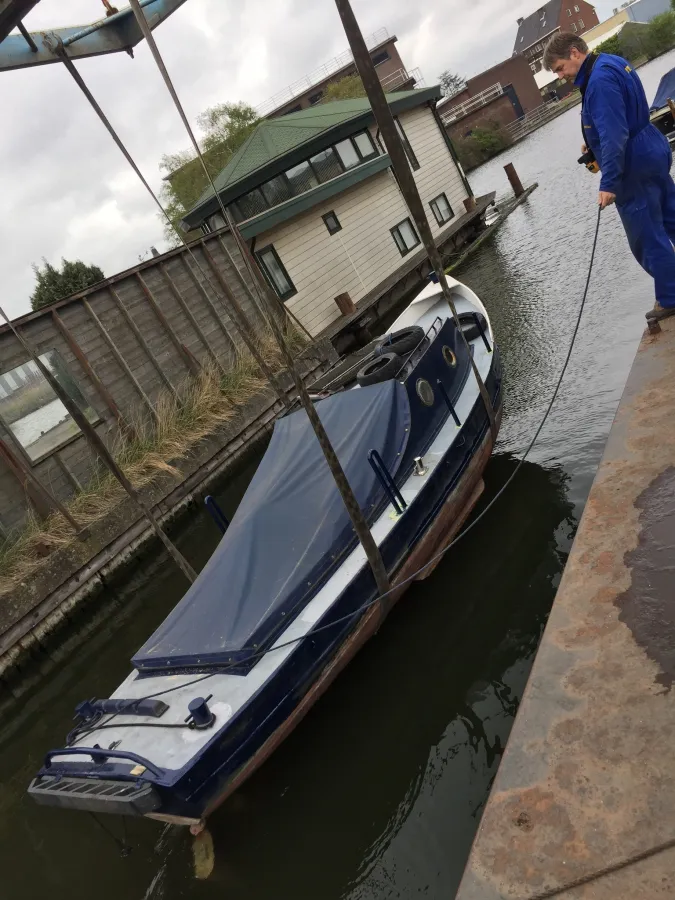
356, 352, 404, 387
376, 325, 426, 357
457, 311, 488, 342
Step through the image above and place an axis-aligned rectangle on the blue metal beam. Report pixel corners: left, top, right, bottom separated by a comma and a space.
0, 0, 189, 72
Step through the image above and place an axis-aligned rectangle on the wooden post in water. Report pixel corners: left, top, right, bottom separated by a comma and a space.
504, 162, 525, 198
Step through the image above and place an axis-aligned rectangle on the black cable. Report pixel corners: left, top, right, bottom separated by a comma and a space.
79, 208, 603, 726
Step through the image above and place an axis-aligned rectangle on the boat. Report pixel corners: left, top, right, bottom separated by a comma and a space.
650, 68, 675, 146
28, 276, 503, 829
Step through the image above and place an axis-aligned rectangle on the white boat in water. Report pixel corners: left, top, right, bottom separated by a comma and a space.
29, 276, 503, 830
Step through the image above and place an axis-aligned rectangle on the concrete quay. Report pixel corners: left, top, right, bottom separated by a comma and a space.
456, 316, 675, 899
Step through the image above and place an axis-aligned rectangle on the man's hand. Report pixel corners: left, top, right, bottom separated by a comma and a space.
598, 191, 616, 209
582, 142, 588, 154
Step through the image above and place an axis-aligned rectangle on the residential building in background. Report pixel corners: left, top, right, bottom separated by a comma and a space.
257, 28, 423, 120
183, 89, 471, 338
513, 1, 600, 73
437, 56, 544, 140
620, 0, 672, 22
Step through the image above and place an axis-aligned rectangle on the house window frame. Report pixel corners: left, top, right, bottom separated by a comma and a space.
571, 22, 577, 31
391, 217, 421, 257
578, 18, 584, 28
322, 210, 342, 235
371, 49, 391, 67
256, 244, 297, 301
429, 193, 454, 226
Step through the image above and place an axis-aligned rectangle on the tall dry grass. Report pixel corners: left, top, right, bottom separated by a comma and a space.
0, 329, 307, 593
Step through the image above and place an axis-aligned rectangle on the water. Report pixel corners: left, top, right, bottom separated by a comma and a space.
2, 51, 674, 899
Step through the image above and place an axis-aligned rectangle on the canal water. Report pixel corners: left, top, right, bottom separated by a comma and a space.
2, 50, 673, 900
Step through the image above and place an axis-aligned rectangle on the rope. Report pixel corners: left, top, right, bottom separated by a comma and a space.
523, 834, 675, 900
81, 206, 601, 717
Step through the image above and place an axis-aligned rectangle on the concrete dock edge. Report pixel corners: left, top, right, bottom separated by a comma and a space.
455, 317, 675, 899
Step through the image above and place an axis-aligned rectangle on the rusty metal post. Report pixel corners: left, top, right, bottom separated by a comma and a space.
51, 310, 134, 437
504, 162, 525, 198
136, 272, 199, 375
158, 263, 227, 375
108, 286, 180, 400
0, 303, 197, 584
0, 436, 82, 530
82, 298, 159, 422
333, 0, 497, 442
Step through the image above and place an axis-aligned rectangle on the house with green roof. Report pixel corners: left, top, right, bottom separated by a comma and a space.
181, 87, 474, 337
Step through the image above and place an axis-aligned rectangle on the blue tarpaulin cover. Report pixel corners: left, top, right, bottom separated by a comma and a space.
651, 69, 675, 111
132, 381, 411, 673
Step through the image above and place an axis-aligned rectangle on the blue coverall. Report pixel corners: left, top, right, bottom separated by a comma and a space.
576, 53, 675, 308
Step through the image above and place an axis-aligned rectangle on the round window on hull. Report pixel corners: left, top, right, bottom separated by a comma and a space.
416, 378, 435, 407
442, 346, 457, 368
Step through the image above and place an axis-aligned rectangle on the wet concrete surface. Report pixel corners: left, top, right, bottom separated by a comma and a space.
455, 318, 675, 899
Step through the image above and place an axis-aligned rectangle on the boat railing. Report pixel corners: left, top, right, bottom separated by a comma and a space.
368, 449, 408, 514
42, 746, 164, 777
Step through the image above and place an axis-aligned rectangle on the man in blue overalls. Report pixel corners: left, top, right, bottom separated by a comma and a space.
543, 33, 675, 323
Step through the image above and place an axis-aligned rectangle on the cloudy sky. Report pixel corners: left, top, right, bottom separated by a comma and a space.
2, 0, 618, 319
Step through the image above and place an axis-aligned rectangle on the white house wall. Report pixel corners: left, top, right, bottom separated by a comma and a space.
256, 105, 470, 337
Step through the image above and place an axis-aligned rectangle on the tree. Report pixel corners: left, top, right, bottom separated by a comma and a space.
30, 258, 105, 311
438, 70, 467, 99
643, 11, 675, 59
322, 73, 367, 102
595, 34, 623, 56
159, 102, 260, 245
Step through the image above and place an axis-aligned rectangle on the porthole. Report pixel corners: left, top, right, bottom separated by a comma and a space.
442, 345, 457, 368
416, 378, 435, 407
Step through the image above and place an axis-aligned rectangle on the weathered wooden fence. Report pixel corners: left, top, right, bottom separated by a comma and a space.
0, 231, 280, 535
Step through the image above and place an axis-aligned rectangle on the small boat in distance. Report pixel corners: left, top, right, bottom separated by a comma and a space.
650, 68, 675, 146
28, 276, 503, 829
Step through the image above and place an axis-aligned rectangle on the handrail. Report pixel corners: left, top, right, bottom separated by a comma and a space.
43, 747, 164, 777
368, 449, 407, 515
440, 83, 503, 124
256, 26, 390, 116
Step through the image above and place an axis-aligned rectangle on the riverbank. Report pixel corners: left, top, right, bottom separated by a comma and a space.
0, 341, 334, 693
455, 316, 675, 898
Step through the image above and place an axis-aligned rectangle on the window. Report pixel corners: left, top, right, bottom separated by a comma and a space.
371, 49, 390, 66
283, 104, 303, 115
334, 131, 378, 169
237, 188, 268, 220
0, 352, 97, 463
579, 18, 584, 28
322, 210, 342, 235
309, 91, 324, 105
574, 4, 580, 10
335, 137, 360, 169
567, 7, 572, 14
309, 147, 343, 183
430, 193, 454, 226
571, 22, 577, 31
256, 245, 296, 300
261, 174, 292, 207
394, 117, 420, 171
391, 218, 420, 256
285, 160, 319, 195
353, 131, 377, 160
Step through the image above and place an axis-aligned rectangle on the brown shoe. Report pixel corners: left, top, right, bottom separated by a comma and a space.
646, 302, 675, 321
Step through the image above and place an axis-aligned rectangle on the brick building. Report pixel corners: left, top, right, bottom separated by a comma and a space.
437, 55, 544, 140
513, 1, 599, 73
257, 28, 422, 119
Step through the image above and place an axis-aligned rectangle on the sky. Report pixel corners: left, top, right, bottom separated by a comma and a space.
1, 0, 619, 320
